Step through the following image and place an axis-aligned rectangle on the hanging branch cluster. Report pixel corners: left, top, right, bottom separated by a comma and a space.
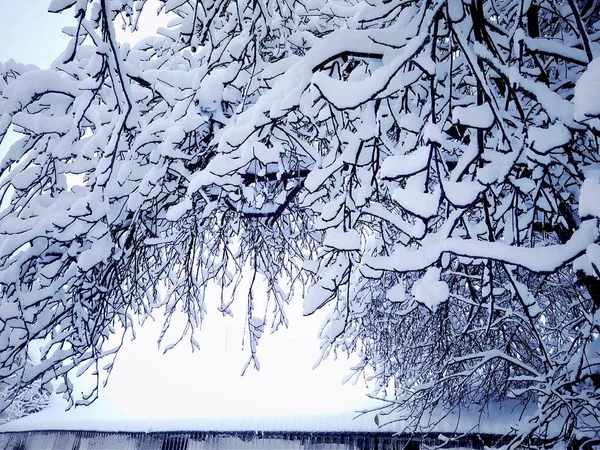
0, 0, 599, 446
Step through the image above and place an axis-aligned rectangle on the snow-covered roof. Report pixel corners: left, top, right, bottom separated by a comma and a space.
0, 401, 524, 436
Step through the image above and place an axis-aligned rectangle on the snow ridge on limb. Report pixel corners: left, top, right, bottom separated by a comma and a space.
364, 219, 599, 274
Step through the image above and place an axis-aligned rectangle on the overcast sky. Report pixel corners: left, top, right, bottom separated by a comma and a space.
0, 0, 71, 67
0, 0, 375, 422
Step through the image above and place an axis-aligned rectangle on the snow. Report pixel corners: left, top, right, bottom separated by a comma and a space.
310, 31, 427, 110
579, 178, 600, 218
522, 36, 589, 66
386, 283, 407, 303
399, 113, 422, 133
195, 73, 224, 115
47, 0, 77, 13
10, 165, 43, 191
365, 219, 599, 274
362, 203, 426, 238
1, 0, 598, 446
323, 229, 361, 251
474, 42, 575, 125
304, 259, 350, 315
422, 122, 443, 144
411, 267, 449, 310
1, 70, 78, 113
253, 142, 280, 165
447, 0, 464, 22
11, 111, 72, 136
0, 398, 533, 437
165, 196, 192, 221
574, 56, 600, 128
0, 402, 387, 434
442, 180, 484, 206
380, 146, 429, 179
587, 243, 600, 276
453, 104, 494, 129
392, 187, 440, 219
527, 123, 571, 154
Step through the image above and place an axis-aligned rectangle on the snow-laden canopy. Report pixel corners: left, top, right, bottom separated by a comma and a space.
1, 0, 599, 448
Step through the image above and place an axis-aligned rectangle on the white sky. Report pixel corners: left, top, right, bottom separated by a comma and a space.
0, 0, 71, 68
0, 0, 375, 422
79, 290, 375, 420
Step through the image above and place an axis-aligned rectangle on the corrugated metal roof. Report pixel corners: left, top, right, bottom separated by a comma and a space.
0, 430, 508, 450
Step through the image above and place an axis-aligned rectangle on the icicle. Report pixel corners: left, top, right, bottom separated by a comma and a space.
187, 433, 202, 450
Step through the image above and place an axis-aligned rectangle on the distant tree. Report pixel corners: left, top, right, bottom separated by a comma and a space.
0, 339, 51, 423
0, 377, 51, 425
0, 0, 599, 446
